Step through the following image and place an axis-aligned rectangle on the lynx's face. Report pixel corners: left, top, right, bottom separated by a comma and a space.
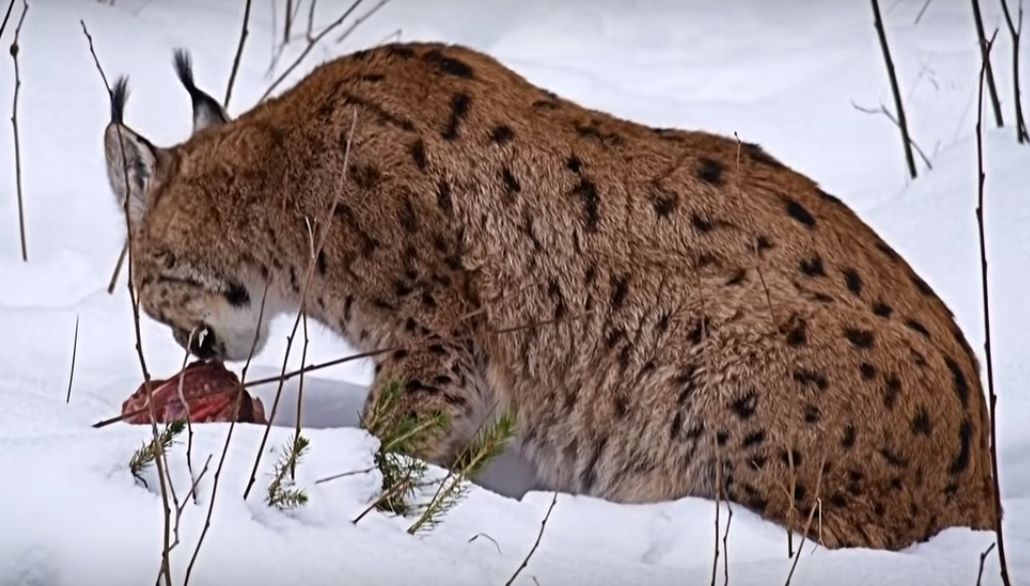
103, 51, 274, 362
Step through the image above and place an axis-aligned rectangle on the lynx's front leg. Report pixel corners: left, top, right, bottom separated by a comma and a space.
360, 341, 491, 467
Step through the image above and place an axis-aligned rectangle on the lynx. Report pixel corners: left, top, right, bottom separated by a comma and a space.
102, 43, 996, 550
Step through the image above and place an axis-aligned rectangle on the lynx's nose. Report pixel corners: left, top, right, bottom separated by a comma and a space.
173, 325, 220, 360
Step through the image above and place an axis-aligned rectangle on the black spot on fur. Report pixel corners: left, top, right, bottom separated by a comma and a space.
844, 328, 875, 349
669, 412, 683, 440
393, 280, 413, 297
742, 430, 766, 448
605, 328, 625, 348
442, 93, 471, 140
793, 369, 828, 391
884, 375, 902, 409
949, 420, 973, 474
860, 362, 877, 380
574, 121, 622, 147
687, 317, 710, 345
410, 139, 428, 172
421, 292, 437, 308
501, 167, 521, 200
610, 275, 629, 309
731, 390, 758, 419
799, 256, 825, 277
786, 316, 807, 347
944, 356, 970, 408
491, 125, 514, 145
817, 189, 845, 205
785, 199, 816, 228
716, 430, 729, 446
911, 408, 933, 436
548, 279, 567, 319
356, 73, 385, 83
744, 142, 783, 167
829, 493, 848, 508
780, 448, 803, 468
843, 268, 863, 297
726, 268, 747, 286
423, 49, 474, 78
697, 158, 724, 185
572, 178, 601, 231
225, 282, 250, 307
911, 273, 935, 296
756, 236, 773, 251
566, 154, 583, 173
804, 404, 822, 423
906, 318, 931, 338
880, 447, 909, 468
691, 213, 714, 233
842, 425, 857, 449
873, 301, 893, 318
675, 365, 698, 405
436, 180, 453, 216
877, 241, 901, 261
351, 164, 381, 189
316, 250, 328, 274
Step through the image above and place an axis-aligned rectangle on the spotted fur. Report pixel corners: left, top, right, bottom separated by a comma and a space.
101, 42, 995, 551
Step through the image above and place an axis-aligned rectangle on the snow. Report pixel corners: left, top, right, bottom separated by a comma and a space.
0, 0, 1028, 584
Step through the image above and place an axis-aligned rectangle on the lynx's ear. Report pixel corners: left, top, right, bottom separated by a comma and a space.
104, 77, 165, 225
173, 49, 230, 133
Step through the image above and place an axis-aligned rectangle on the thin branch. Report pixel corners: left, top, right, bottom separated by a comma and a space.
9, 0, 28, 261
333, 0, 390, 44
871, 0, 920, 178
80, 19, 173, 586
65, 315, 79, 403
292, 311, 309, 479
783, 455, 827, 586
314, 465, 375, 485
259, 0, 365, 103
0, 0, 15, 41
975, 29, 1014, 586
184, 281, 270, 586
106, 241, 127, 293
710, 442, 722, 586
223, 0, 253, 108
1000, 0, 1028, 142
504, 492, 558, 586
242, 110, 359, 501
915, 0, 935, 23
283, 0, 293, 43
971, 0, 1006, 127
722, 502, 733, 586
851, 101, 935, 168
977, 542, 999, 586
305, 0, 318, 41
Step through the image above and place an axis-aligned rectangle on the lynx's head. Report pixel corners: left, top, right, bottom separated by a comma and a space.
103, 51, 275, 361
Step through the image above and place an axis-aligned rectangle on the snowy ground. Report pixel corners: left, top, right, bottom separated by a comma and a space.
0, 0, 1028, 584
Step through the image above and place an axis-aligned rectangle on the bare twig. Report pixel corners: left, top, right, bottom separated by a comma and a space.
975, 30, 1014, 586
184, 281, 270, 586
223, 0, 253, 108
305, 0, 318, 40
292, 312, 309, 480
977, 542, 999, 586
351, 471, 413, 524
65, 315, 79, 403
106, 242, 127, 293
0, 0, 15, 41
1001, 0, 1028, 142
722, 501, 733, 586
175, 330, 198, 500
314, 465, 375, 484
9, 0, 28, 261
468, 533, 502, 555
972, 0, 1006, 127
870, 0, 919, 179
504, 492, 558, 586
710, 443, 722, 586
783, 454, 827, 586
334, 0, 390, 44
284, 0, 294, 42
80, 19, 174, 585
259, 0, 365, 102
915, 0, 935, 23
242, 110, 358, 501
851, 101, 935, 168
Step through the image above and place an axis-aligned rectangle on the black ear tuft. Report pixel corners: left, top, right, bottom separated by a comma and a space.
111, 76, 130, 124
171, 48, 231, 132
172, 48, 197, 95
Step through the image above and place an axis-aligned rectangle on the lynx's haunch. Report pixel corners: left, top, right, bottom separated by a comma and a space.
102, 42, 995, 550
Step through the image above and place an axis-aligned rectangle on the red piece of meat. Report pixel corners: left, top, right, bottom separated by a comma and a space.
121, 361, 267, 425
